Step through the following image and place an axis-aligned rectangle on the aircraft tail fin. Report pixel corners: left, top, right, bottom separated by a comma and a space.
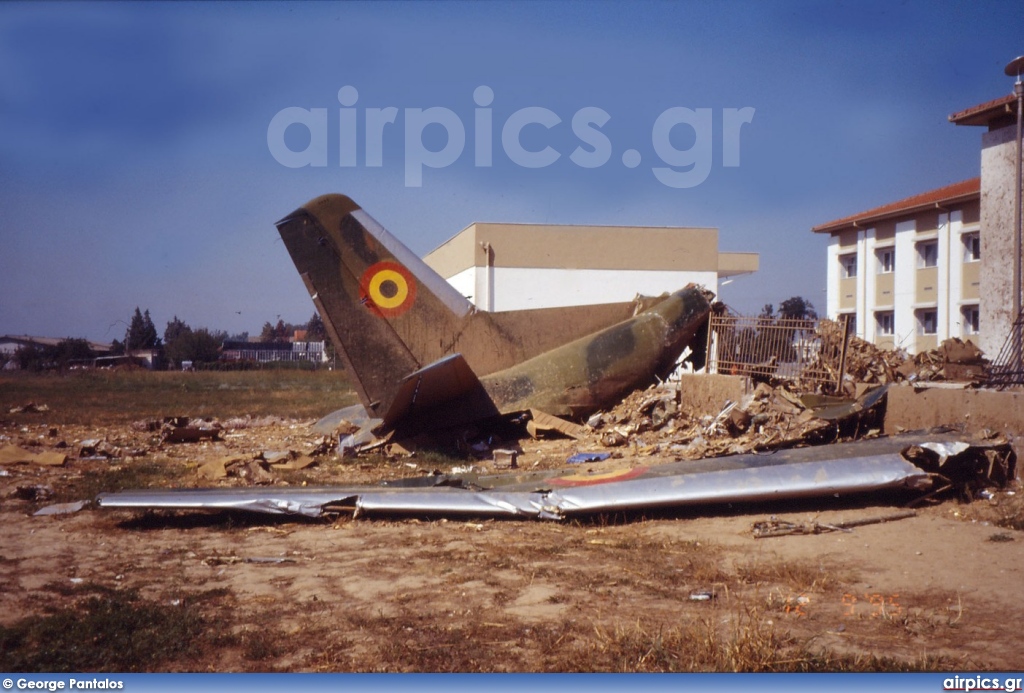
276, 195, 477, 418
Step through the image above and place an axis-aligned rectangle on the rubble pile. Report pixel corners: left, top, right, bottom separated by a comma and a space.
811, 320, 989, 392
813, 320, 907, 389
1, 412, 340, 497
582, 378, 876, 461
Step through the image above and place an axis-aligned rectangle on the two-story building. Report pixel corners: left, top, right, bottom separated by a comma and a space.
813, 179, 981, 354
814, 80, 1024, 358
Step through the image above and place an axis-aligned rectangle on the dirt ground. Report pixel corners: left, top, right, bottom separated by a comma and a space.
1, 409, 1023, 672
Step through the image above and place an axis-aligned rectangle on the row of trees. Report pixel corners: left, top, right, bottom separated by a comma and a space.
257, 313, 327, 342
6, 338, 98, 372
758, 296, 818, 322
4, 308, 329, 372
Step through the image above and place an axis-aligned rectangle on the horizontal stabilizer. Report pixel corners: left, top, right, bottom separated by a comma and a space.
381, 354, 498, 430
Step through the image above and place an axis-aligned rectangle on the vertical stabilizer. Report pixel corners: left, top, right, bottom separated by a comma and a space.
276, 194, 476, 416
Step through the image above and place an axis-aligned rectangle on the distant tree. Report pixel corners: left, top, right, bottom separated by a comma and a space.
305, 312, 326, 341
164, 316, 226, 368
163, 316, 190, 345
189, 328, 226, 364
109, 339, 125, 356
9, 338, 92, 371
125, 307, 160, 350
163, 317, 194, 369
52, 338, 95, 369
778, 296, 818, 321
759, 304, 776, 321
259, 321, 276, 342
14, 344, 47, 371
226, 331, 249, 343
260, 319, 294, 342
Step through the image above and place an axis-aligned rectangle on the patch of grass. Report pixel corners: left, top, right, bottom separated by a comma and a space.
410, 448, 473, 469
356, 611, 509, 672
735, 557, 853, 593
543, 610, 966, 672
241, 628, 286, 661
52, 459, 189, 504
0, 586, 211, 672
0, 370, 357, 426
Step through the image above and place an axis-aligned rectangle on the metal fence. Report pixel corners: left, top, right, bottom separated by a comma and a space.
988, 308, 1024, 388
706, 313, 850, 391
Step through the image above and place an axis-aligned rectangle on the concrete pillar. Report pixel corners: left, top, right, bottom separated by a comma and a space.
980, 124, 1023, 357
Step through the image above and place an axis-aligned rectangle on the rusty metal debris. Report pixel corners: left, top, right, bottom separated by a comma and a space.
160, 417, 222, 444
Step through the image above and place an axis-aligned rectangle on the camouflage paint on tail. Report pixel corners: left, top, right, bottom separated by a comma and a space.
276, 194, 476, 417
276, 194, 713, 430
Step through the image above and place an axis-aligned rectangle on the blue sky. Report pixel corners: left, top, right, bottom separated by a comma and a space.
0, 0, 1020, 343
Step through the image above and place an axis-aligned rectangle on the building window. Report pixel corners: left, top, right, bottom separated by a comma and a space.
962, 233, 980, 263
840, 312, 856, 336
876, 311, 894, 336
917, 241, 938, 268
917, 309, 937, 335
840, 253, 857, 278
962, 305, 980, 335
876, 248, 895, 274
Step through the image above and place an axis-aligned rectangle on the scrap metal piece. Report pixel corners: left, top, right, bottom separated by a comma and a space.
96, 434, 1003, 522
751, 510, 918, 538
34, 500, 89, 516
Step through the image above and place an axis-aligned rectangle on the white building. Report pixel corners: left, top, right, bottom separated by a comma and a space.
423, 222, 758, 311
813, 179, 982, 354
814, 85, 1024, 359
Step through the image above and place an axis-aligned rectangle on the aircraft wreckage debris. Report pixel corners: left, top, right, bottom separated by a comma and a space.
97, 434, 1014, 522
750, 510, 919, 538
83, 194, 1018, 523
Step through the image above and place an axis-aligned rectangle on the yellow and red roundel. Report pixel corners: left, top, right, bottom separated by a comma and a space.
360, 262, 417, 318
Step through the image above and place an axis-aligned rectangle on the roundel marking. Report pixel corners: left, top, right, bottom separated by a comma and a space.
360, 262, 416, 317
548, 466, 648, 488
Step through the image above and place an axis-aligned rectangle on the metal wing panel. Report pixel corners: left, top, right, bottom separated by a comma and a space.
544, 455, 929, 516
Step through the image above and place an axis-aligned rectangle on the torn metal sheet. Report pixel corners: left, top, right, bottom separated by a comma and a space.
34, 500, 89, 516
93, 434, 1000, 522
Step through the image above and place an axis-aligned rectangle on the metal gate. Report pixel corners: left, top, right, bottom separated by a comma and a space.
706, 313, 850, 391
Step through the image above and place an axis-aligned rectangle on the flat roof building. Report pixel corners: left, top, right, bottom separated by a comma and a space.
424, 222, 758, 312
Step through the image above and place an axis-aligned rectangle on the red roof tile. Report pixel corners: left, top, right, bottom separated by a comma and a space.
949, 94, 1016, 126
811, 178, 980, 234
